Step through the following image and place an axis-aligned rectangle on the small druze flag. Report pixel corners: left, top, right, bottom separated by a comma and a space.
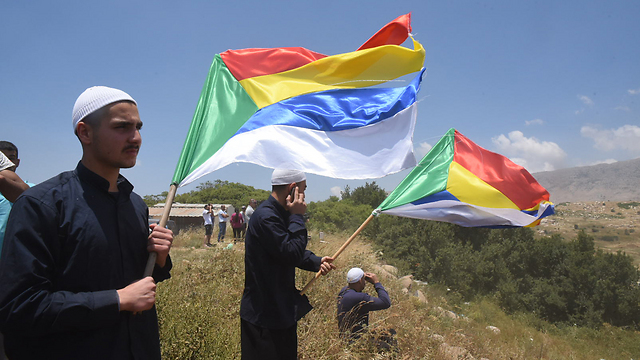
171, 14, 426, 187
376, 128, 555, 228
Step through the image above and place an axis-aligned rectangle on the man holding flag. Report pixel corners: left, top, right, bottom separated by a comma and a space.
0, 86, 173, 360
240, 168, 336, 360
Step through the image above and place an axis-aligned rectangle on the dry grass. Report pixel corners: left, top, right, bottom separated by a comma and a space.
157, 228, 640, 359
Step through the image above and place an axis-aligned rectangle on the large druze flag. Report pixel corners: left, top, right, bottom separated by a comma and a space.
376, 128, 555, 228
171, 14, 426, 187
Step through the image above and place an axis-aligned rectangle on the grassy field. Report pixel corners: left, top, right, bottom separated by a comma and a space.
156, 227, 640, 359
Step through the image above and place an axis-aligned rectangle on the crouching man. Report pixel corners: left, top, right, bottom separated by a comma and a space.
337, 268, 396, 351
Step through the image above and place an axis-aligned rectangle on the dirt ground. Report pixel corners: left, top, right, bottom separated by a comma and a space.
536, 201, 640, 265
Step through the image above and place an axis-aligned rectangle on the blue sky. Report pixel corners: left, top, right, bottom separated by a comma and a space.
2, 1, 639, 202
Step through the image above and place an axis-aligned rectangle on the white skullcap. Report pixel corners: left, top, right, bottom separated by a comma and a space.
72, 86, 137, 132
271, 168, 306, 185
347, 267, 365, 283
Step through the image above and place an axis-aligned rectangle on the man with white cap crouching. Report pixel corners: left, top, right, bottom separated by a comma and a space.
240, 167, 336, 360
0, 86, 173, 360
337, 268, 395, 349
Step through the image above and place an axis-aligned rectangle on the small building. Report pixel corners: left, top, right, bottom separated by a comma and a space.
149, 203, 234, 234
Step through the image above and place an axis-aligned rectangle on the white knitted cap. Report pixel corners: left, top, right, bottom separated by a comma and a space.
72, 86, 137, 132
347, 267, 365, 283
271, 168, 306, 185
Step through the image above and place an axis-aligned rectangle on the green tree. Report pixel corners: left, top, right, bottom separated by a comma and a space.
349, 181, 387, 208
143, 191, 168, 207
173, 180, 270, 209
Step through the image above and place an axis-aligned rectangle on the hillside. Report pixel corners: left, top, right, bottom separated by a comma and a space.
536, 200, 640, 264
533, 157, 640, 203
156, 229, 640, 359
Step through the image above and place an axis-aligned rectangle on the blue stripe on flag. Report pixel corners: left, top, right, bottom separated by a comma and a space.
235, 69, 424, 135
411, 190, 460, 205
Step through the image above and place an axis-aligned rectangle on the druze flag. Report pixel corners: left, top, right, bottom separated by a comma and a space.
172, 14, 426, 187
376, 128, 555, 227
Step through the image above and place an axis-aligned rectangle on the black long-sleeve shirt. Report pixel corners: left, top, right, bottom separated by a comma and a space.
240, 195, 321, 329
0, 162, 171, 360
337, 283, 391, 336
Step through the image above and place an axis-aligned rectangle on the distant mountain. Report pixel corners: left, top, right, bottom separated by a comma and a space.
533, 157, 640, 203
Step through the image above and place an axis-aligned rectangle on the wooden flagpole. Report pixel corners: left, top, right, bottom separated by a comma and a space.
144, 184, 178, 277
300, 213, 376, 295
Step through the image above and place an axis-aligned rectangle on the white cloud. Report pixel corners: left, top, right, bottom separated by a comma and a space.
628, 88, 640, 95
491, 131, 567, 173
330, 186, 342, 198
575, 109, 584, 115
414, 141, 432, 160
581, 125, 640, 152
614, 105, 630, 112
525, 118, 544, 126
578, 95, 594, 106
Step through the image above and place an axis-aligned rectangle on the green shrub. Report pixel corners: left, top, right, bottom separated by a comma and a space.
617, 202, 640, 210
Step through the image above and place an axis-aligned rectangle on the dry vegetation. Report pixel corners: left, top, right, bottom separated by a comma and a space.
157, 226, 640, 359
537, 201, 640, 264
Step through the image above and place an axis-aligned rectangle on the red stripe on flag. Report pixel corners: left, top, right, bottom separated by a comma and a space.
452, 130, 550, 209
357, 13, 412, 50
221, 47, 327, 81
221, 13, 413, 81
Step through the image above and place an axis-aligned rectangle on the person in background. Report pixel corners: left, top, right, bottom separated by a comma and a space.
217, 204, 229, 242
0, 148, 30, 360
240, 205, 247, 239
0, 141, 35, 251
0, 86, 173, 360
245, 199, 256, 226
0, 152, 28, 202
230, 207, 244, 242
203, 204, 214, 247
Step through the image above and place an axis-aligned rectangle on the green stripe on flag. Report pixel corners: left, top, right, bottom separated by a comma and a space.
377, 128, 455, 211
172, 55, 259, 185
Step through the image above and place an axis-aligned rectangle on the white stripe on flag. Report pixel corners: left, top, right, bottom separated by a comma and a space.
381, 200, 553, 227
179, 103, 418, 187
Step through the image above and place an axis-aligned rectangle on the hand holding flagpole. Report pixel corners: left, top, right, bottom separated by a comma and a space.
144, 184, 178, 277
300, 213, 375, 295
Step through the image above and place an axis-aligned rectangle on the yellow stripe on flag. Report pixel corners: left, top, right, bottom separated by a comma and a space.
239, 39, 426, 109
447, 162, 520, 209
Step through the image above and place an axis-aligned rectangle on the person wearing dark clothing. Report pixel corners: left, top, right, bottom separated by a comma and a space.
337, 268, 391, 340
0, 86, 173, 360
240, 168, 336, 360
231, 207, 244, 241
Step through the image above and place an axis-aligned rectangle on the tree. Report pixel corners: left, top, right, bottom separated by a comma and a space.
349, 181, 387, 208
143, 191, 168, 207
341, 185, 351, 200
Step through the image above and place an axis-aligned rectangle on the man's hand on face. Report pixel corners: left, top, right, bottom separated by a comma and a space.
364, 272, 380, 284
286, 184, 306, 215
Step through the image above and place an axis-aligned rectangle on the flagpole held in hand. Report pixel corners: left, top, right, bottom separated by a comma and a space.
144, 184, 178, 277
300, 213, 375, 295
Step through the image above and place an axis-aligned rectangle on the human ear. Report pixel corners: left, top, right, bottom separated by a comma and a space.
76, 122, 93, 145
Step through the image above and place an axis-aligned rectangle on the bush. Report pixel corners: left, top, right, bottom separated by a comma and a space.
617, 202, 640, 210
366, 216, 640, 330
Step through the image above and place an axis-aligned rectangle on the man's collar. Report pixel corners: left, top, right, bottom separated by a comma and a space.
75, 161, 134, 195
267, 195, 288, 216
